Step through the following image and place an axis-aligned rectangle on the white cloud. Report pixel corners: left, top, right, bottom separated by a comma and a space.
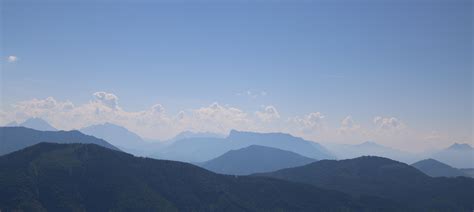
93, 92, 119, 109
7, 55, 18, 63
373, 116, 404, 130
339, 115, 360, 134
256, 105, 280, 122
289, 112, 325, 134
5, 93, 460, 152
151, 104, 165, 114
188, 102, 252, 133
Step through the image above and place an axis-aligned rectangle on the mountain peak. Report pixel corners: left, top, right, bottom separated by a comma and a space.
19, 117, 57, 131
447, 143, 473, 151
201, 145, 316, 175
411, 158, 467, 177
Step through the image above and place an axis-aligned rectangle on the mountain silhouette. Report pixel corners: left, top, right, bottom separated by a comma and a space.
0, 143, 396, 211
200, 145, 316, 175
80, 123, 162, 156
169, 130, 225, 142
13, 118, 58, 131
461, 168, 474, 178
257, 156, 474, 211
412, 158, 468, 177
324, 141, 418, 163
153, 130, 334, 162
0, 127, 118, 155
431, 143, 474, 168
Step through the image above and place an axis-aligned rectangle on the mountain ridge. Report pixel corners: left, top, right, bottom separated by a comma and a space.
153, 130, 334, 162
0, 142, 397, 211
256, 156, 474, 211
411, 158, 468, 177
0, 127, 119, 155
200, 145, 316, 175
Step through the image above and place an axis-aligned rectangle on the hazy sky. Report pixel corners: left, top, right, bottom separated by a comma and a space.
1, 0, 472, 151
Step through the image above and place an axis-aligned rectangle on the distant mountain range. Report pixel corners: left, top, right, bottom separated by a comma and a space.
153, 130, 335, 162
323, 141, 419, 163
80, 123, 161, 156
431, 143, 474, 168
411, 158, 468, 177
200, 145, 316, 175
169, 130, 225, 142
80, 123, 227, 156
0, 127, 118, 155
6, 118, 57, 131
0, 143, 396, 211
256, 156, 474, 211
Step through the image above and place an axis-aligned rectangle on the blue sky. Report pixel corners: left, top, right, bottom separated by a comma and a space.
1, 0, 472, 150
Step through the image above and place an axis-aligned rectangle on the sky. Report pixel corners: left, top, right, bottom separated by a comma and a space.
1, 0, 472, 152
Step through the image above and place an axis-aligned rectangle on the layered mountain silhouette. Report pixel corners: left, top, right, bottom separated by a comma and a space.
200, 145, 316, 175
412, 158, 468, 177
154, 130, 334, 162
80, 123, 163, 156
324, 141, 418, 163
0, 127, 118, 155
0, 143, 396, 211
461, 168, 474, 178
5, 118, 57, 131
257, 156, 474, 211
431, 143, 474, 168
169, 130, 225, 142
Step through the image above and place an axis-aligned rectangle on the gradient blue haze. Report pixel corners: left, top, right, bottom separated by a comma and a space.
1, 0, 472, 137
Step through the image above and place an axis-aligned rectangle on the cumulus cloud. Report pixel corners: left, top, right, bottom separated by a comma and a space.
289, 112, 325, 134
3, 92, 430, 148
373, 116, 403, 130
256, 106, 280, 122
7, 55, 18, 63
188, 102, 252, 133
12, 97, 74, 118
151, 104, 165, 114
93, 92, 119, 109
339, 115, 360, 134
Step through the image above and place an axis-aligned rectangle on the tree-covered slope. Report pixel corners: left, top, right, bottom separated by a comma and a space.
0, 143, 397, 212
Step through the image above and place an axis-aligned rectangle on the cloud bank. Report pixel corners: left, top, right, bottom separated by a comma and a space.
1, 91, 465, 151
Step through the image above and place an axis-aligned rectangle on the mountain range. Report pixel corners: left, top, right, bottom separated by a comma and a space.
5, 118, 57, 131
411, 158, 469, 177
80, 123, 227, 156
256, 156, 474, 211
323, 141, 419, 164
0, 127, 118, 155
431, 143, 474, 168
80, 123, 160, 156
169, 130, 225, 142
200, 145, 316, 175
0, 143, 398, 211
153, 130, 334, 162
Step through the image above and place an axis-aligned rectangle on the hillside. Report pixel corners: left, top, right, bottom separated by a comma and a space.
0, 127, 119, 155
412, 159, 467, 177
201, 145, 316, 175
0, 143, 395, 211
257, 156, 474, 211
324, 141, 418, 163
